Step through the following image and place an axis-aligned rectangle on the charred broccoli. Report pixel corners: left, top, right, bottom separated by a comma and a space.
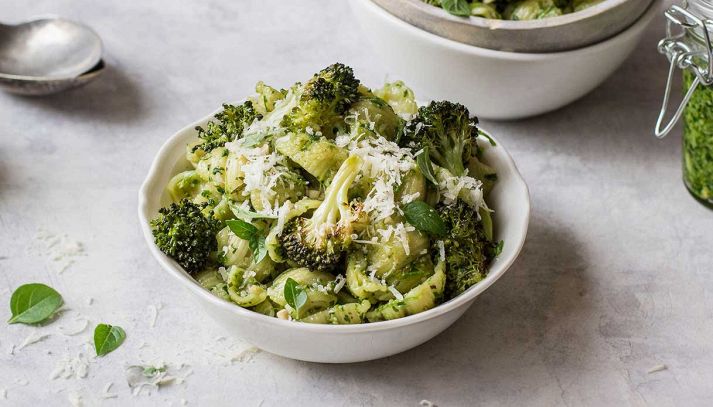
151, 199, 220, 274
435, 200, 499, 299
279, 155, 363, 271
401, 100, 478, 176
281, 63, 360, 137
193, 101, 261, 153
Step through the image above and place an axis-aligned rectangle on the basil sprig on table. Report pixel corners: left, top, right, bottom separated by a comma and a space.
403, 200, 447, 237
226, 219, 268, 263
8, 283, 63, 324
284, 278, 307, 317
94, 323, 127, 356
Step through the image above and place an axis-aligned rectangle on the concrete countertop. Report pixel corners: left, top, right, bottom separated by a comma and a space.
1, 1, 712, 406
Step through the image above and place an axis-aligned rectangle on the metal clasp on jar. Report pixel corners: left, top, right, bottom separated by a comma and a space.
655, 4, 713, 138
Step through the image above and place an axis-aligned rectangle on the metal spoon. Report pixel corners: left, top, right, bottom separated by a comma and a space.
0, 17, 104, 95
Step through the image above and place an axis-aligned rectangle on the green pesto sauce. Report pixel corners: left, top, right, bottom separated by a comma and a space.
682, 69, 713, 206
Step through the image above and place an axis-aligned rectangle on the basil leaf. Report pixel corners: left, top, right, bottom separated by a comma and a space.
94, 323, 126, 356
226, 219, 258, 241
284, 278, 308, 316
403, 200, 447, 237
416, 146, 438, 186
8, 283, 63, 325
252, 236, 268, 264
491, 240, 504, 257
229, 203, 278, 221
440, 0, 471, 16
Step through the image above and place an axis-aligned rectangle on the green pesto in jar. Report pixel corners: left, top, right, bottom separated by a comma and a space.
682, 69, 713, 207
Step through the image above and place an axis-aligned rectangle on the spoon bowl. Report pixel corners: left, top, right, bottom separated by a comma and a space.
0, 17, 103, 95
0, 18, 102, 79
0, 59, 105, 96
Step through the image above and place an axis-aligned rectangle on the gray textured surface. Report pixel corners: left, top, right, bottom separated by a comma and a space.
1, 1, 712, 406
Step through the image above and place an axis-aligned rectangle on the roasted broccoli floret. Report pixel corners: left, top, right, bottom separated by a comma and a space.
151, 199, 220, 274
281, 63, 360, 137
193, 101, 261, 153
278, 155, 362, 271
401, 100, 478, 177
435, 200, 499, 299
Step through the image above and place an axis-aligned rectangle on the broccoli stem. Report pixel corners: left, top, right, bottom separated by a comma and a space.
310, 155, 363, 228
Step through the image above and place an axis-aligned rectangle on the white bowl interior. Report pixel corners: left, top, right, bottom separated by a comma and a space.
138, 108, 531, 362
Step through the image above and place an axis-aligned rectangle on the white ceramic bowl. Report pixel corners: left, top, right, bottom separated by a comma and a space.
138, 110, 530, 363
350, 0, 658, 120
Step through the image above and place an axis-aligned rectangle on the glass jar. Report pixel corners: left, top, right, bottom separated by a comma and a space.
656, 0, 713, 208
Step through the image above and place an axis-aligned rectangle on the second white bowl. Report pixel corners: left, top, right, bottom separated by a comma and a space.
350, 0, 658, 120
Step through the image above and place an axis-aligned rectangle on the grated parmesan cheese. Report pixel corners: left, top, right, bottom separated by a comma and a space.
333, 274, 346, 293
400, 192, 420, 204
31, 229, 85, 274
231, 346, 261, 363
388, 286, 404, 300
148, 303, 163, 328
647, 364, 667, 374
343, 135, 415, 222
101, 382, 118, 399
57, 317, 89, 336
437, 240, 445, 263
18, 332, 50, 350
68, 391, 83, 407
50, 353, 89, 380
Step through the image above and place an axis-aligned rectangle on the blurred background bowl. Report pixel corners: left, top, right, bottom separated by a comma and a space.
371, 0, 654, 53
350, 0, 658, 120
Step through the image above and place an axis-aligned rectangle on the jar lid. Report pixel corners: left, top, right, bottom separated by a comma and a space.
655, 2, 713, 138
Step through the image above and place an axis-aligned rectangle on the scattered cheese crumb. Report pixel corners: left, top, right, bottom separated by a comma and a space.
148, 303, 163, 328
50, 353, 89, 380
647, 364, 667, 374
86, 297, 94, 306
58, 317, 89, 336
32, 229, 85, 274
276, 309, 289, 320
18, 332, 51, 350
101, 382, 118, 399
420, 400, 436, 407
68, 391, 83, 407
231, 346, 261, 363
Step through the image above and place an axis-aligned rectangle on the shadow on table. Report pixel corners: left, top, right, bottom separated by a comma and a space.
6, 63, 145, 124
283, 218, 595, 403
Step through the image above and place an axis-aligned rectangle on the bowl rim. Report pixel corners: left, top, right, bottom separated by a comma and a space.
360, 0, 658, 58
138, 107, 531, 334
386, 0, 633, 30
